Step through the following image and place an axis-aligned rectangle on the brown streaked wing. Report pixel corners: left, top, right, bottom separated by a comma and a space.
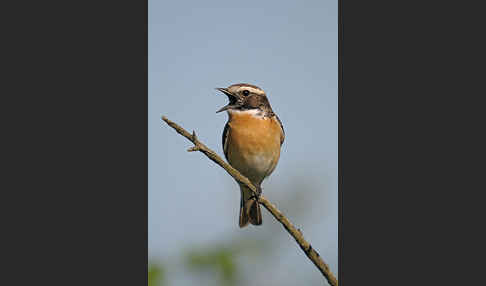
275, 115, 285, 145
222, 121, 230, 160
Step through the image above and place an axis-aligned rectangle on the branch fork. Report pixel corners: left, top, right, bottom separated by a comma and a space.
187, 132, 201, 152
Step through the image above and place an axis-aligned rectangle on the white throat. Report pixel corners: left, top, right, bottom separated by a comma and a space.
228, 109, 264, 117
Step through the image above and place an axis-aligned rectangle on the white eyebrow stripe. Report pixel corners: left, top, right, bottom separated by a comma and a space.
238, 86, 265, 95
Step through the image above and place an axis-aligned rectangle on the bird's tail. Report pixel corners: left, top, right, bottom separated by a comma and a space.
239, 184, 262, 228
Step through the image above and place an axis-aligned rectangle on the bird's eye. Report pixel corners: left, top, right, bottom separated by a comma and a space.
242, 90, 250, 96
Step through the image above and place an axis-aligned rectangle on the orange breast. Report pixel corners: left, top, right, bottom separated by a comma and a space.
226, 112, 283, 184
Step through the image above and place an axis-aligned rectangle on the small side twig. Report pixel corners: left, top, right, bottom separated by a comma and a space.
162, 116, 338, 286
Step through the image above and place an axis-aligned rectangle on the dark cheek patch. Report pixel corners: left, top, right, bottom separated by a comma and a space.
246, 96, 260, 108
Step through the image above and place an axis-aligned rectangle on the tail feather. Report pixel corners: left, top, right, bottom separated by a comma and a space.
239, 185, 262, 228
247, 198, 262, 225
239, 195, 249, 228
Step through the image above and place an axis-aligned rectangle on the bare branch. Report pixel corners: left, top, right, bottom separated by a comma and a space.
161, 116, 338, 286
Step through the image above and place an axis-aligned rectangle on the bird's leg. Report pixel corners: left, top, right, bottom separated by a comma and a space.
256, 185, 262, 196
250, 185, 262, 202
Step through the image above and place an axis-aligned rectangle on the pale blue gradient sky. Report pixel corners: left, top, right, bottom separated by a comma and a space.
149, 0, 337, 284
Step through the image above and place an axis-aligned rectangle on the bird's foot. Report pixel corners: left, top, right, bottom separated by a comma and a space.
250, 186, 262, 202
256, 185, 262, 196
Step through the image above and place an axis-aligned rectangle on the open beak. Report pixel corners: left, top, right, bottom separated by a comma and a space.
215, 88, 238, 113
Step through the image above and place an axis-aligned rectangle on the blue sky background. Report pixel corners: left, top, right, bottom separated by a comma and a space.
149, 0, 337, 284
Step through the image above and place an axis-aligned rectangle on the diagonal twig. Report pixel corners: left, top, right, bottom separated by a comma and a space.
161, 115, 338, 286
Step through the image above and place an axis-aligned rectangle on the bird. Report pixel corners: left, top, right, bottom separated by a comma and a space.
216, 83, 285, 228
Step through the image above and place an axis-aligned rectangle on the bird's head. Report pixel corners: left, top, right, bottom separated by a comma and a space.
215, 83, 272, 114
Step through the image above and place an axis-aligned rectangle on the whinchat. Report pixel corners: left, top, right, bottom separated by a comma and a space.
216, 83, 285, 228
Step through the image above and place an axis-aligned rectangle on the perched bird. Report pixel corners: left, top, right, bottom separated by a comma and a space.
216, 83, 285, 228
